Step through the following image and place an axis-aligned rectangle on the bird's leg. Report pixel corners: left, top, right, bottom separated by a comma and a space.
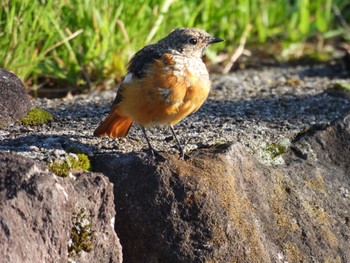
141, 127, 158, 158
169, 126, 185, 160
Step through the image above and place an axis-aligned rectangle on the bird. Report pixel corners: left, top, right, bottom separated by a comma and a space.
94, 27, 223, 159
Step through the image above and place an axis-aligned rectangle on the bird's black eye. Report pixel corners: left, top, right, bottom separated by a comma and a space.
188, 38, 198, 45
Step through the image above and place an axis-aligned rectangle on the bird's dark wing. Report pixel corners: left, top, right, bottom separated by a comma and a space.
111, 84, 125, 107
127, 44, 162, 78
111, 45, 162, 107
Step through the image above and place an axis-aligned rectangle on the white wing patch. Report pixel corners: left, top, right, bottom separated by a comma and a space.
122, 73, 133, 84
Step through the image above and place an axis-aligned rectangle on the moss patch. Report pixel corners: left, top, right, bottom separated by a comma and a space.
332, 82, 350, 92
265, 143, 287, 159
20, 107, 53, 126
68, 208, 94, 259
48, 153, 91, 177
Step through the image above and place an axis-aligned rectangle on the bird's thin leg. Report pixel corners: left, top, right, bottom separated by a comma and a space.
141, 127, 157, 157
170, 126, 185, 160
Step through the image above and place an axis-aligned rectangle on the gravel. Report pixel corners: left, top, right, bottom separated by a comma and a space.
1, 62, 349, 164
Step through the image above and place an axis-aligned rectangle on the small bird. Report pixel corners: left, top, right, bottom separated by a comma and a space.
94, 27, 223, 159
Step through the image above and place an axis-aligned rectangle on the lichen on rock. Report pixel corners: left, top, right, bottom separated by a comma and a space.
68, 207, 94, 260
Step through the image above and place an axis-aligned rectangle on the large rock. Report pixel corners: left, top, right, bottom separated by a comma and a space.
0, 68, 31, 128
92, 113, 350, 263
0, 152, 122, 263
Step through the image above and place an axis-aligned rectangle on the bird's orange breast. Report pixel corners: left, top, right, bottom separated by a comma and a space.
116, 54, 210, 127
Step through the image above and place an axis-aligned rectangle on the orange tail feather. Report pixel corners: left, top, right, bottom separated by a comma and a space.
94, 111, 133, 138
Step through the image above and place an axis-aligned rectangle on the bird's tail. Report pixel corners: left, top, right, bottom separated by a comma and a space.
94, 111, 133, 138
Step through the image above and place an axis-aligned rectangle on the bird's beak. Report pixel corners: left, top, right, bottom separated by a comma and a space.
208, 37, 224, 44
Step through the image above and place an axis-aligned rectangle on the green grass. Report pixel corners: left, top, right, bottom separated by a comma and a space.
0, 0, 349, 90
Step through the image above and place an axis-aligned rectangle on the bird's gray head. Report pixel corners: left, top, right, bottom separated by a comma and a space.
156, 27, 223, 58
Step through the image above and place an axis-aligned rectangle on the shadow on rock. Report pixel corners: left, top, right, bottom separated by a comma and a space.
0, 134, 98, 156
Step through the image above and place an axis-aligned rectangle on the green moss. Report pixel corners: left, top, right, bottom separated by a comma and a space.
48, 160, 71, 177
332, 82, 350, 92
68, 208, 94, 258
48, 153, 91, 177
305, 50, 331, 63
71, 153, 91, 171
265, 143, 287, 159
20, 107, 53, 126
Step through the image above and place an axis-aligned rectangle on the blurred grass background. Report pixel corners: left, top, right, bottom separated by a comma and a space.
0, 0, 349, 94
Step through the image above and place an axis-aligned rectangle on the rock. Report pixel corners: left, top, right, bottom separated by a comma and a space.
92, 113, 350, 263
0, 63, 349, 262
0, 68, 31, 128
0, 152, 122, 263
